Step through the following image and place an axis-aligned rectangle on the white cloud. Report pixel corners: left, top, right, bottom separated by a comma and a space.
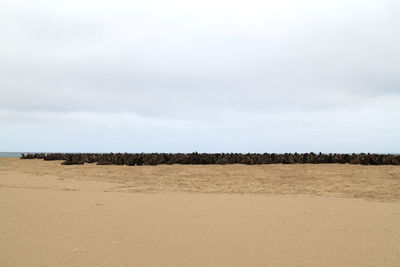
1, 0, 399, 152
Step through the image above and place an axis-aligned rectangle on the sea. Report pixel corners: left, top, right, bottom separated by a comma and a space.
0, 152, 26, 158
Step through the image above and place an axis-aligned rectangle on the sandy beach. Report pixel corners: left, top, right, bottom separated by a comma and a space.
1, 158, 400, 266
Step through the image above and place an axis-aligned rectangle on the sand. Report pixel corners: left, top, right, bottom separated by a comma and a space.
1, 158, 399, 266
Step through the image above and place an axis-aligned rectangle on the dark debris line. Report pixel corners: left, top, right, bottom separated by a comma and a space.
20, 152, 400, 166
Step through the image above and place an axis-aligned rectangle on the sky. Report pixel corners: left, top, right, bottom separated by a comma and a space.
1, 0, 399, 153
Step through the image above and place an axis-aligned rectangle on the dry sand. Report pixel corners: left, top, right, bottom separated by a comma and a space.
1, 158, 399, 266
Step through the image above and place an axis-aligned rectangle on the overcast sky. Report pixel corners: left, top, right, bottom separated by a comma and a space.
1, 0, 399, 153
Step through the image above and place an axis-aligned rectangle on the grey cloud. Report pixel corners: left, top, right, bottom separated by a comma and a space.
1, 0, 399, 152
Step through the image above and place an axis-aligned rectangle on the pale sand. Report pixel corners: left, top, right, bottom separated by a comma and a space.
1, 158, 399, 266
